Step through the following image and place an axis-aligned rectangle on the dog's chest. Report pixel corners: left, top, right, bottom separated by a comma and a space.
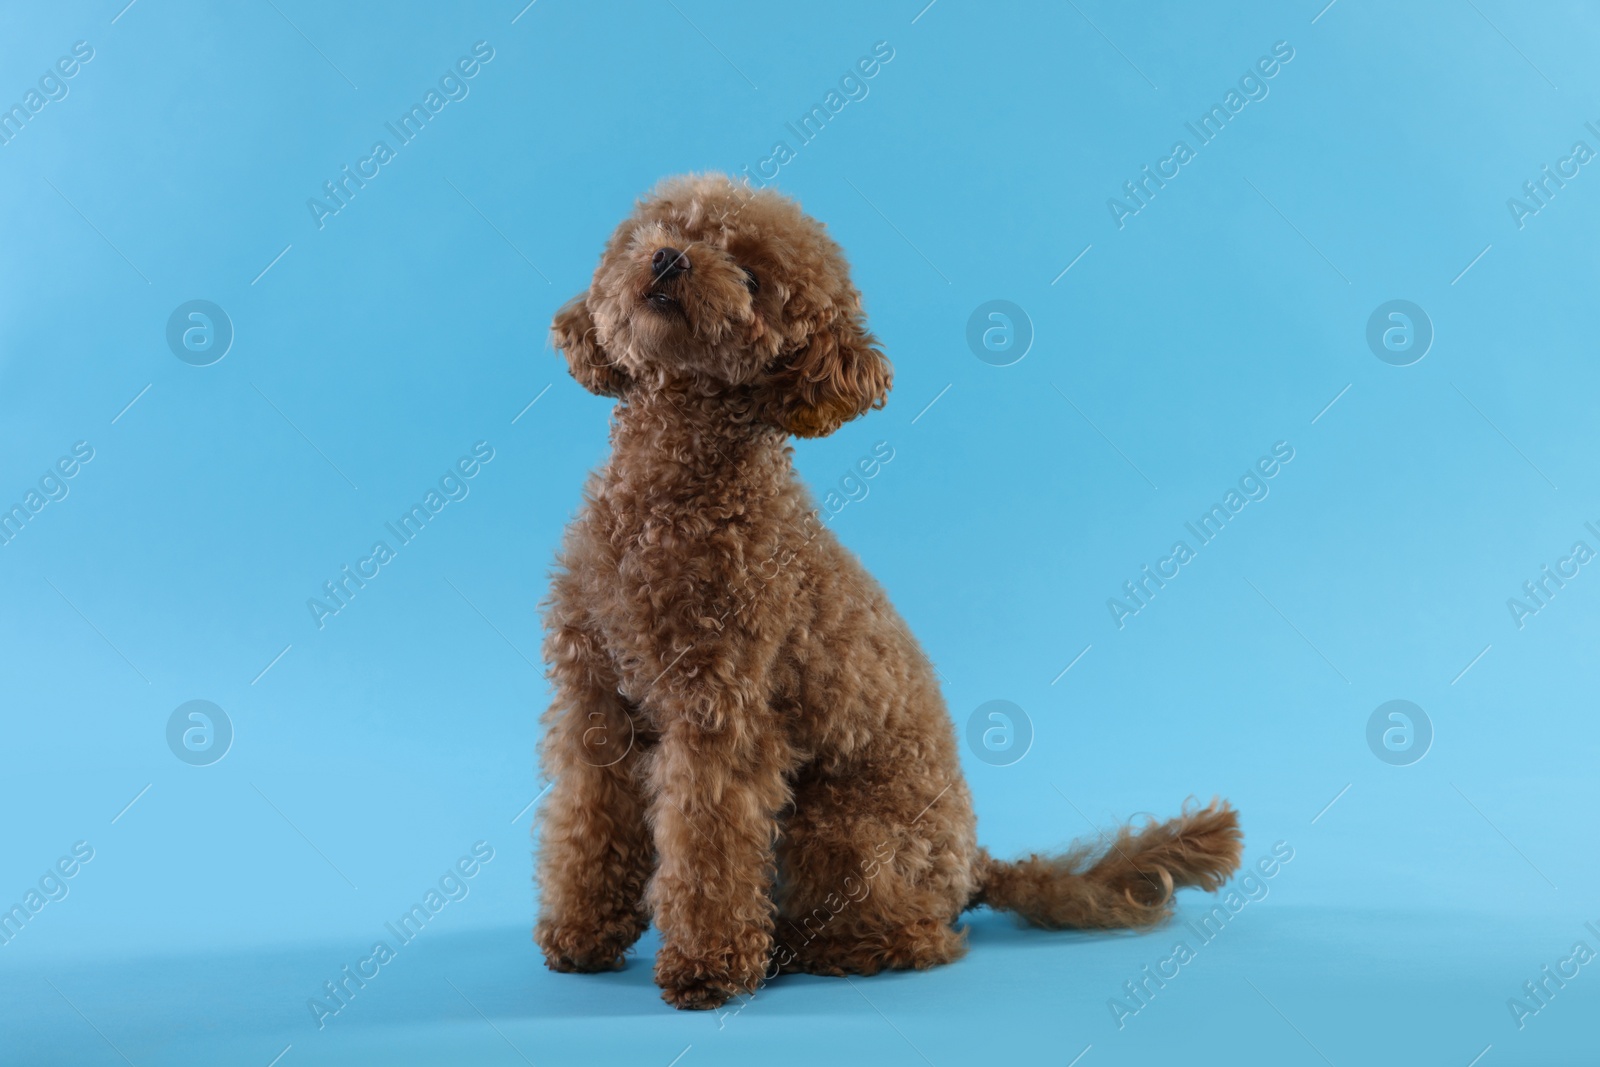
582, 469, 733, 583
575, 464, 798, 632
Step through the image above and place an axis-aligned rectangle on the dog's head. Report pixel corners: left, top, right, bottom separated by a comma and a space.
551, 174, 891, 438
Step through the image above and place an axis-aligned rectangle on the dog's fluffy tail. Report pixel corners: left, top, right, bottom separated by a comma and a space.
970, 799, 1242, 930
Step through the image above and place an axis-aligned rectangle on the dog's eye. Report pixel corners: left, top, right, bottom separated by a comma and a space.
742, 267, 759, 294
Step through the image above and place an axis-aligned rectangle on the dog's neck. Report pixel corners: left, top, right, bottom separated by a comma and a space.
606, 378, 789, 487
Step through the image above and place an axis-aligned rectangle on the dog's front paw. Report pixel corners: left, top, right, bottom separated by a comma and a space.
535, 918, 637, 973
654, 940, 768, 1011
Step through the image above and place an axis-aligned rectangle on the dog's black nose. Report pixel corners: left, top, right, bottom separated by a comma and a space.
651, 247, 689, 280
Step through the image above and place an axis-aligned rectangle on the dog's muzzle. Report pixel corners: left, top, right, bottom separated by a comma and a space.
651, 247, 690, 281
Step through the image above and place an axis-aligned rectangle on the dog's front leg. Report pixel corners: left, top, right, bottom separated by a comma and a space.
533, 625, 653, 973
647, 714, 788, 1010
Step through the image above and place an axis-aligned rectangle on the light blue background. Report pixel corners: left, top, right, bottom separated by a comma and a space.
2, 1, 1597, 1064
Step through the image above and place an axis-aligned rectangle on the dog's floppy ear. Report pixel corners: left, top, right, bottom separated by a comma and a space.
762, 309, 892, 438
551, 295, 630, 398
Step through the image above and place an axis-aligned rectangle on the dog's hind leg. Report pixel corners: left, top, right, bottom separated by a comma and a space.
774, 762, 981, 977
533, 625, 654, 973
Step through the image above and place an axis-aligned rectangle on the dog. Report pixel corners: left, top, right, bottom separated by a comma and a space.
534, 173, 1243, 1010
